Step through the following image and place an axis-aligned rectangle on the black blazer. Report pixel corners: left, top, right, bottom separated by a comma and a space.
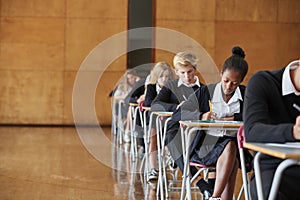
244, 67, 300, 170
151, 79, 201, 112
144, 84, 157, 107
171, 84, 246, 123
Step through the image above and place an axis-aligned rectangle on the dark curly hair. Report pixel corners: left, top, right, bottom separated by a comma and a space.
222, 46, 248, 82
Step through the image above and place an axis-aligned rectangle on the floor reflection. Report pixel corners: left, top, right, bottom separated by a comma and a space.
0, 126, 202, 200
110, 128, 203, 200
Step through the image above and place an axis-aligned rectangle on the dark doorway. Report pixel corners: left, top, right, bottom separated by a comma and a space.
127, 0, 155, 77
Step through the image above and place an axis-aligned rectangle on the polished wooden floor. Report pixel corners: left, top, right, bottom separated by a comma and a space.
0, 126, 244, 200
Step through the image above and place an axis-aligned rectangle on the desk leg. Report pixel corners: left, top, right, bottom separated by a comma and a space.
180, 126, 192, 200
156, 116, 164, 200
117, 100, 124, 144
268, 159, 300, 200
162, 117, 172, 199
180, 125, 187, 200
145, 113, 154, 182
254, 152, 264, 200
129, 106, 136, 162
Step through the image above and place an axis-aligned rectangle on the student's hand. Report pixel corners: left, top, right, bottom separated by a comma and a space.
293, 115, 300, 140
201, 111, 217, 120
137, 94, 145, 103
218, 116, 234, 121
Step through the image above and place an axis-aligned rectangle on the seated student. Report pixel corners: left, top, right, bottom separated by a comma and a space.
243, 59, 300, 200
143, 62, 175, 181
150, 51, 204, 177
169, 46, 249, 200
151, 52, 204, 112
123, 73, 147, 142
111, 69, 141, 100
110, 69, 141, 134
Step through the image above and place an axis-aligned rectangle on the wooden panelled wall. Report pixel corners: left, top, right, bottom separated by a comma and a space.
0, 0, 299, 125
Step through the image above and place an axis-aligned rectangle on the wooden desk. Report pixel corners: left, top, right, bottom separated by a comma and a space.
244, 142, 300, 159
179, 120, 243, 200
147, 111, 173, 199
244, 142, 300, 200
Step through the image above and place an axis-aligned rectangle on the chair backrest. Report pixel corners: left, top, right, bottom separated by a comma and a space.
138, 100, 145, 112
237, 125, 245, 149
236, 125, 251, 200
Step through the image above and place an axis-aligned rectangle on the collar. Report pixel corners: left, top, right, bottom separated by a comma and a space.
282, 61, 300, 96
156, 83, 162, 94
177, 76, 201, 88
212, 82, 243, 103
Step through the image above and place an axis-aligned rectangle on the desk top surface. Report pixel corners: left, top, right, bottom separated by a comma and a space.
151, 111, 173, 116
179, 120, 243, 128
129, 103, 139, 106
142, 106, 151, 111
244, 142, 300, 159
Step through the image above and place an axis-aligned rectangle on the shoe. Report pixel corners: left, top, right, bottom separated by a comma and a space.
167, 154, 178, 171
196, 179, 213, 200
208, 197, 221, 200
147, 168, 158, 181
169, 160, 177, 171
123, 130, 131, 143
203, 190, 212, 200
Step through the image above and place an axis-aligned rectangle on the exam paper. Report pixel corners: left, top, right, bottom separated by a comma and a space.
266, 142, 300, 148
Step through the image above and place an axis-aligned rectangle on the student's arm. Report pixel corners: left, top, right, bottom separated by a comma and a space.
232, 85, 246, 121
172, 87, 210, 122
144, 84, 157, 107
151, 84, 178, 112
125, 78, 145, 104
129, 84, 145, 103
243, 71, 296, 143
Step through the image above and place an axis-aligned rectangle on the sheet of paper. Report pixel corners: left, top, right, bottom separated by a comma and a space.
214, 120, 243, 124
266, 142, 300, 148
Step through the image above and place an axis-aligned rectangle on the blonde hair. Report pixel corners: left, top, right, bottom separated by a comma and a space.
173, 52, 197, 70
149, 62, 174, 84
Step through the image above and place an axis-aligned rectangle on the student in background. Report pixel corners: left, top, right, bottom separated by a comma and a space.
150, 51, 204, 179
110, 69, 141, 137
243, 59, 300, 200
169, 46, 249, 200
111, 69, 141, 101
151, 52, 204, 112
123, 72, 147, 143
144, 61, 175, 181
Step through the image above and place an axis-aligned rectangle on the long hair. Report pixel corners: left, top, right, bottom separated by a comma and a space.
149, 62, 175, 84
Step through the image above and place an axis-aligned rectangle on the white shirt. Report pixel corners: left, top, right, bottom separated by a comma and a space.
177, 76, 201, 88
282, 61, 300, 96
156, 83, 162, 94
207, 82, 243, 137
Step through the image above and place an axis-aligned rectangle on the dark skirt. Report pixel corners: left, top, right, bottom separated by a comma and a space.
190, 133, 235, 166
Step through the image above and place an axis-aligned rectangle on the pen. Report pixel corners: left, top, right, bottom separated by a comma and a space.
293, 103, 300, 112
209, 100, 212, 112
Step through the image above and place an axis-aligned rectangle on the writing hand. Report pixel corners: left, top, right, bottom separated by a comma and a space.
293, 115, 300, 140
201, 111, 217, 120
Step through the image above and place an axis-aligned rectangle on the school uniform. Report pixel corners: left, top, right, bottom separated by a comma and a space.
150, 78, 202, 175
244, 64, 300, 200
151, 78, 202, 112
169, 83, 245, 173
144, 83, 159, 107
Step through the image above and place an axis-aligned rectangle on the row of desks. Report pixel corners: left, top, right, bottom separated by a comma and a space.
129, 104, 300, 200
